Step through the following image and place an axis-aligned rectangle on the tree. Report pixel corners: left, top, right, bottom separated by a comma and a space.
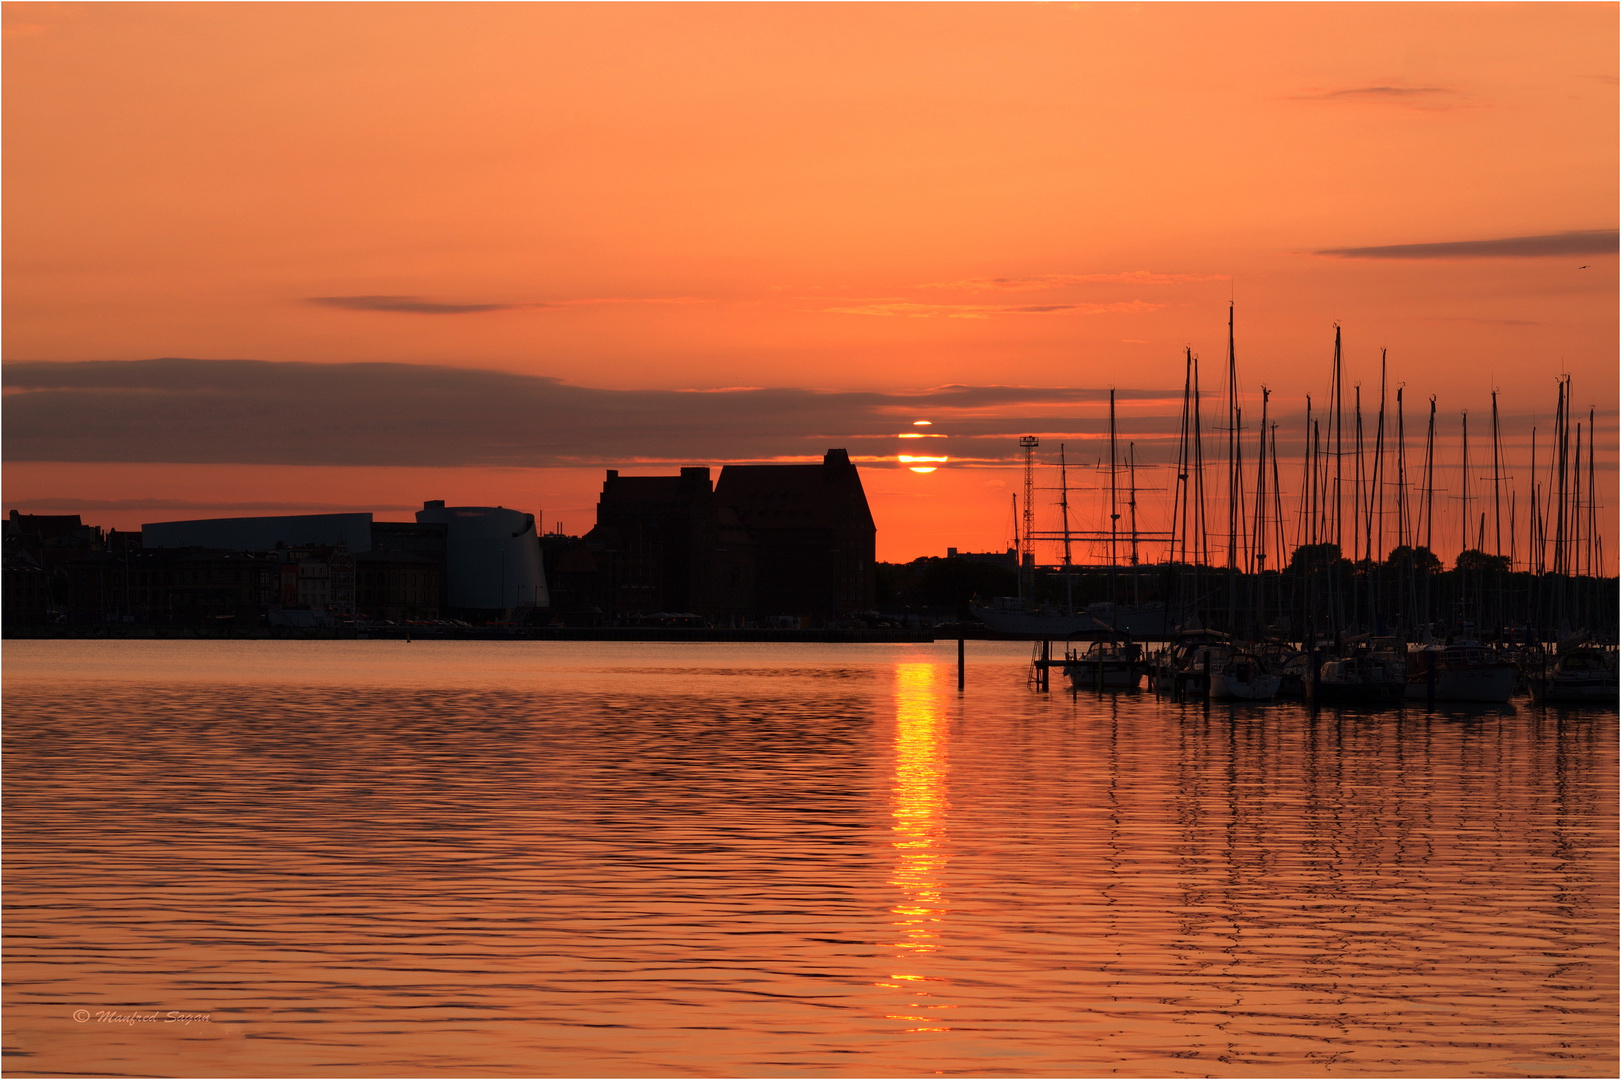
1454, 549, 1510, 574
1385, 545, 1442, 574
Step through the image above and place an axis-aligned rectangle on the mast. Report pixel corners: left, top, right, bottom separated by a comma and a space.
1372, 352, 1388, 574
1108, 389, 1119, 602
1573, 420, 1584, 581
1529, 427, 1540, 576
1460, 410, 1471, 557
1297, 395, 1314, 552
1059, 443, 1073, 614
1270, 418, 1286, 633
1173, 349, 1194, 567
1491, 390, 1504, 559
1422, 397, 1436, 628
1250, 387, 1271, 638
1354, 384, 1365, 567
1226, 303, 1240, 600
1353, 384, 1365, 632
1549, 377, 1562, 580
1059, 443, 1072, 567
1019, 435, 1039, 600
1192, 351, 1208, 569
1128, 442, 1140, 607
1396, 387, 1408, 547
1589, 406, 1599, 583
1331, 325, 1345, 555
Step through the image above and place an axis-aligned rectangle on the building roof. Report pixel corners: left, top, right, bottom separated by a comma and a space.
714, 449, 875, 533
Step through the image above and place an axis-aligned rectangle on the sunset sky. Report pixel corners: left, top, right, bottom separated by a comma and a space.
4, 2, 1615, 564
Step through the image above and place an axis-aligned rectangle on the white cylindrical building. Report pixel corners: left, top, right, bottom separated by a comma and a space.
416, 502, 548, 611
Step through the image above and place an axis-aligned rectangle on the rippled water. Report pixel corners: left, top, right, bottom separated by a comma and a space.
4, 641, 1616, 1077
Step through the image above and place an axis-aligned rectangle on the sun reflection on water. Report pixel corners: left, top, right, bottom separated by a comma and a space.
882, 662, 952, 1032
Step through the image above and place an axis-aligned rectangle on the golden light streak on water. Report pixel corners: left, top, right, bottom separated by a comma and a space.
884, 662, 953, 1033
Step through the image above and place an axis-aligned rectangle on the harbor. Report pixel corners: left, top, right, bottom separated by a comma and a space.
4, 638, 1616, 1078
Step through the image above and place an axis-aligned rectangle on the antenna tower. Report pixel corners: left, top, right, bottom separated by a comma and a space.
1019, 435, 1039, 593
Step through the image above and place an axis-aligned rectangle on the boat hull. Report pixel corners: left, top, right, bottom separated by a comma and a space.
1403, 667, 1517, 703
1065, 662, 1143, 690
1533, 675, 1620, 703
1209, 673, 1279, 701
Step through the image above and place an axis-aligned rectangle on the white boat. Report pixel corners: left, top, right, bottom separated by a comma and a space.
1404, 643, 1518, 703
1314, 653, 1406, 704
1064, 638, 1145, 690
1208, 650, 1279, 701
1532, 647, 1620, 704
1151, 630, 1232, 696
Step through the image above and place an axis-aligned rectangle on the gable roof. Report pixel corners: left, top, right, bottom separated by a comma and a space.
715, 449, 875, 533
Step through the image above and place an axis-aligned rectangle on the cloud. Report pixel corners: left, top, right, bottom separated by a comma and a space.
308, 295, 521, 314
306, 294, 705, 314
1422, 317, 1539, 327
825, 300, 1164, 318
1293, 85, 1473, 110
921, 271, 1228, 291
1316, 229, 1618, 259
4, 498, 422, 513
2, 358, 1180, 468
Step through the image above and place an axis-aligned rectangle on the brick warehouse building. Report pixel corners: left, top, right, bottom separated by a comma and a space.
583, 449, 875, 625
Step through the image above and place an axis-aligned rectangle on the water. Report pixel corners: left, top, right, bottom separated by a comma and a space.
4, 640, 1616, 1077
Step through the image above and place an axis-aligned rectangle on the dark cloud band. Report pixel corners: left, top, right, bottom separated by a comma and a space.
3, 358, 1175, 468
1317, 229, 1618, 260
308, 295, 520, 314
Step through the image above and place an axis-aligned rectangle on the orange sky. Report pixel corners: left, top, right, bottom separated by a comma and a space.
4, 2, 1616, 564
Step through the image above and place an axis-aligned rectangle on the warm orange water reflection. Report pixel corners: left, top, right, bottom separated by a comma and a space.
3, 641, 1616, 1077
882, 663, 952, 1032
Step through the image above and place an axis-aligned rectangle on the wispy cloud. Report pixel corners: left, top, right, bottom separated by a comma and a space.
307, 294, 705, 315
1422, 316, 1540, 327
1317, 229, 1618, 260
308, 295, 520, 315
825, 300, 1164, 319
4, 498, 423, 513
1293, 85, 1474, 110
921, 271, 1227, 291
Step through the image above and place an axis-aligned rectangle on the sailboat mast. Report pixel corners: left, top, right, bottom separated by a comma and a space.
1332, 326, 1344, 554
1109, 389, 1119, 586
1589, 406, 1599, 583
1423, 396, 1436, 627
1059, 443, 1072, 569
1491, 390, 1504, 559
1128, 442, 1140, 607
1373, 352, 1387, 567
1227, 303, 1239, 575
1461, 410, 1471, 557
1251, 387, 1270, 636
1059, 443, 1073, 616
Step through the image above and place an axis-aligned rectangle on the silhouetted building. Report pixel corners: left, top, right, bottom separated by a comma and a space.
587, 467, 752, 624
715, 449, 876, 621
60, 548, 278, 626
142, 512, 373, 552
3, 548, 52, 627
538, 535, 610, 624
355, 549, 441, 621
415, 502, 547, 615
